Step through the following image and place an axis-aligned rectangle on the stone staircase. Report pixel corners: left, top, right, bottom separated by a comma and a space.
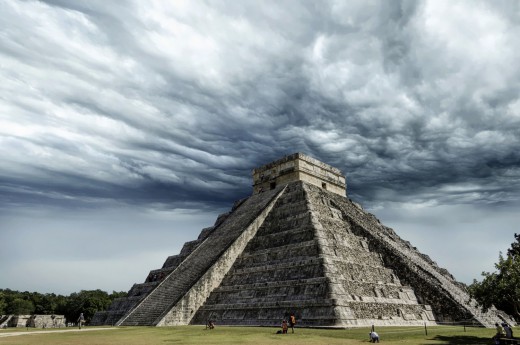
117, 187, 285, 326
91, 211, 222, 325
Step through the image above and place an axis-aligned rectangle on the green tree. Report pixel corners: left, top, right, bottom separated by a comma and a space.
34, 293, 58, 315
6, 298, 35, 315
469, 233, 520, 321
0, 291, 6, 314
64, 290, 112, 323
508, 233, 520, 257
0, 288, 125, 322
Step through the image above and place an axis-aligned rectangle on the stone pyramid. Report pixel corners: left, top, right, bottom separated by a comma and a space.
92, 153, 508, 327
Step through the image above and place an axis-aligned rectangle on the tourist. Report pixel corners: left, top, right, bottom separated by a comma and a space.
492, 323, 506, 344
369, 331, 380, 343
503, 323, 513, 339
289, 313, 296, 333
206, 319, 214, 330
77, 313, 85, 329
281, 319, 288, 334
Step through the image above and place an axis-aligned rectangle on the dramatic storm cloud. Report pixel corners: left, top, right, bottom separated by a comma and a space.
1, 0, 519, 294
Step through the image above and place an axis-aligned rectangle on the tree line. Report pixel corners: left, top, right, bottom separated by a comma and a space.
0, 289, 126, 323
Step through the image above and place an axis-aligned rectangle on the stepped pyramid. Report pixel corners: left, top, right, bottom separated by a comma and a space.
92, 153, 509, 327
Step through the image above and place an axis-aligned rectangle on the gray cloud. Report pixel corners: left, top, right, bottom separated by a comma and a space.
0, 0, 519, 293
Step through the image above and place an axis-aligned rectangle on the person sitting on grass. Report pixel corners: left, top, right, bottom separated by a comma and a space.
281, 319, 288, 334
369, 331, 380, 343
206, 319, 214, 330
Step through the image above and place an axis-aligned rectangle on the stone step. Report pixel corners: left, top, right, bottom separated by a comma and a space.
128, 281, 159, 297
321, 258, 398, 283
208, 277, 417, 306
231, 256, 323, 275
235, 240, 319, 265
195, 299, 431, 325
198, 299, 338, 310
236, 241, 386, 274
222, 262, 324, 286
215, 277, 329, 291
246, 225, 318, 252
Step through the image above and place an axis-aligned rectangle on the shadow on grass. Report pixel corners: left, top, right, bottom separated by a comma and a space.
428, 335, 491, 345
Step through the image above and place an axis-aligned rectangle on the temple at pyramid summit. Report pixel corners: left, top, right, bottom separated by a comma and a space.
92, 153, 511, 327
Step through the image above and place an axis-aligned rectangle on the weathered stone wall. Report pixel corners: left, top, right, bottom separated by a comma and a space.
313, 183, 510, 327
1, 315, 65, 328
304, 183, 435, 327
8, 315, 31, 327
27, 315, 65, 328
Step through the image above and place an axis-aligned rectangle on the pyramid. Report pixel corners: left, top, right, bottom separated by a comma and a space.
92, 153, 510, 327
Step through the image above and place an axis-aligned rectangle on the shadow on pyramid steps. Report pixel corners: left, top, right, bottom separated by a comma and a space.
91, 153, 513, 328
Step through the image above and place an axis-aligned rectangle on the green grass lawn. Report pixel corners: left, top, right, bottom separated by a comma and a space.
0, 325, 505, 345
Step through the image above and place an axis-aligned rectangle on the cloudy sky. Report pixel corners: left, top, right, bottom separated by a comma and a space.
1, 0, 519, 295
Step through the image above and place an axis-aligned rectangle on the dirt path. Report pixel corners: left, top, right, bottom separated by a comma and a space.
0, 327, 118, 338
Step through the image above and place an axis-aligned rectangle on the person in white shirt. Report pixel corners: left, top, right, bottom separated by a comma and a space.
369, 331, 380, 343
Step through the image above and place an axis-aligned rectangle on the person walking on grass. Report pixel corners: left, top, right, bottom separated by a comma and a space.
77, 313, 85, 330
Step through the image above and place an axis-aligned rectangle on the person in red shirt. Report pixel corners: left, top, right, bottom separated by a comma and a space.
281, 319, 288, 334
